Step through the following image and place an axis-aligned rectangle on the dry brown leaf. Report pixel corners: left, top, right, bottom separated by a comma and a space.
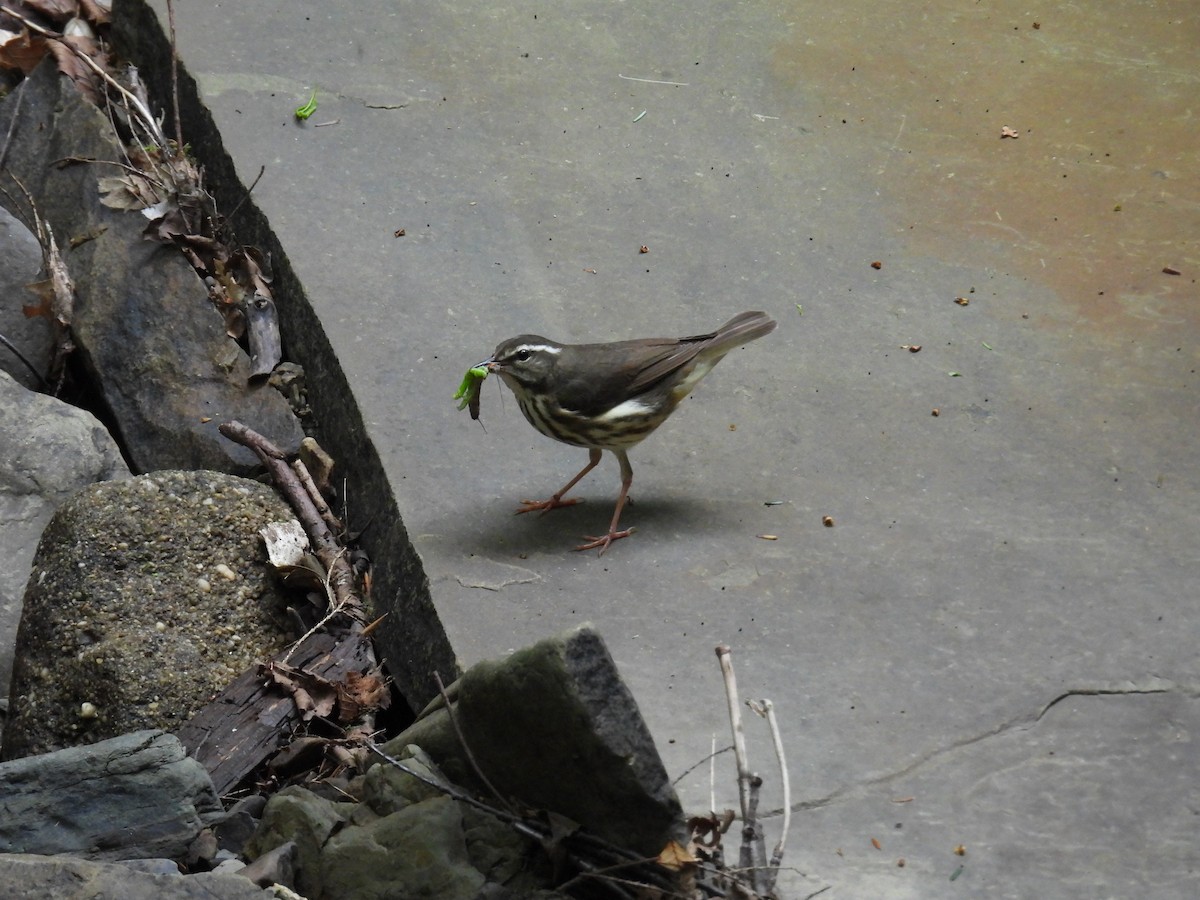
76, 0, 110, 24
0, 28, 49, 73
23, 0, 82, 21
537, 810, 581, 849
22, 280, 55, 319
656, 839, 698, 871
340, 669, 392, 712
267, 735, 330, 777
97, 173, 161, 211
262, 661, 338, 721
45, 33, 103, 104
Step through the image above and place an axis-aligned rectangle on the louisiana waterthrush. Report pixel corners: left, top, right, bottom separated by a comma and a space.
480, 310, 777, 554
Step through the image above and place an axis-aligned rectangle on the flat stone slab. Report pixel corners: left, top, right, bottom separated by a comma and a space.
0, 730, 220, 861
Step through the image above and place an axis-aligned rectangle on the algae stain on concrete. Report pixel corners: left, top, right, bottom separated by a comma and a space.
767, 0, 1199, 335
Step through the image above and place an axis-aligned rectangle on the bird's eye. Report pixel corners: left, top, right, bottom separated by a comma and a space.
515, 349, 532, 362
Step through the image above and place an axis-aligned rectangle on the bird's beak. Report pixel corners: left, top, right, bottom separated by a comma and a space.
478, 357, 498, 373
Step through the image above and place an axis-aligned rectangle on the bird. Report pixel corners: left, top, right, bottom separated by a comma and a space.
479, 310, 777, 554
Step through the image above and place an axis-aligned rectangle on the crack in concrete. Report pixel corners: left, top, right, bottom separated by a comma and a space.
772, 678, 1190, 818
452, 561, 540, 592
1034, 680, 1178, 721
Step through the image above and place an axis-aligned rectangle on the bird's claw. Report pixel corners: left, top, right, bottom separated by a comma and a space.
574, 527, 636, 555
515, 497, 583, 517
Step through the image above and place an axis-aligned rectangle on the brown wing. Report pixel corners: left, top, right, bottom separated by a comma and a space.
550, 338, 697, 416
629, 311, 776, 393
552, 311, 776, 416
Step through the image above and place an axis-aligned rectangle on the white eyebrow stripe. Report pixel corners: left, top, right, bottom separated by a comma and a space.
513, 344, 561, 355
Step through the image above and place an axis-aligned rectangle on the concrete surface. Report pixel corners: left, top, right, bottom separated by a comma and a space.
147, 2, 1199, 895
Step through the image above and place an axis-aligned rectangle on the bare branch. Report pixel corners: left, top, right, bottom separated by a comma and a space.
715, 644, 752, 819
748, 698, 791, 883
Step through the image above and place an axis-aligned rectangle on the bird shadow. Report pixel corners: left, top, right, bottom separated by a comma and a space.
471, 492, 731, 557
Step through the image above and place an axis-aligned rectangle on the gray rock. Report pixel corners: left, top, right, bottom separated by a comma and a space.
0, 206, 52, 390
360, 745, 544, 893
111, 2, 456, 715
0, 369, 128, 710
0, 730, 220, 861
244, 785, 352, 899
320, 794, 485, 900
119, 859, 184, 875
360, 744, 446, 816
0, 853, 275, 899
237, 840, 295, 889
246, 756, 536, 898
2, 471, 295, 760
0, 62, 303, 476
382, 625, 684, 856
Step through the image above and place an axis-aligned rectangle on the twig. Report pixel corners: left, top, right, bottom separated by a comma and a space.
745, 775, 768, 894
6, 172, 76, 390
717, 644, 765, 895
166, 0, 183, 149
747, 699, 790, 884
291, 458, 342, 534
0, 5, 168, 147
0, 76, 25, 172
219, 420, 363, 623
432, 670, 517, 815
710, 733, 717, 815
226, 164, 265, 222
715, 644, 752, 820
618, 73, 690, 86
281, 546, 349, 665
0, 332, 50, 389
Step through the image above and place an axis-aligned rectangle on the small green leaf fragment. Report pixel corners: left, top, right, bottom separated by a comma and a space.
982, 341, 994, 351
295, 89, 318, 120
795, 304, 803, 315
633, 109, 647, 123
948, 371, 961, 377
949, 865, 964, 882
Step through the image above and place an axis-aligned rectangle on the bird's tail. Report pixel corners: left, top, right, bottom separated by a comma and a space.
705, 310, 778, 354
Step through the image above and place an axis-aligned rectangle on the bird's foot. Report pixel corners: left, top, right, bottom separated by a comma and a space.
574, 526, 636, 556
516, 496, 582, 517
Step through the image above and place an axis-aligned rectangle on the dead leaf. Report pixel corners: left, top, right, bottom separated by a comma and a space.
338, 669, 392, 715
23, 0, 82, 21
656, 839, 698, 871
0, 28, 49, 74
46, 33, 104, 105
268, 735, 330, 776
98, 173, 162, 211
262, 661, 338, 721
22, 280, 55, 319
77, 0, 110, 24
533, 809, 581, 855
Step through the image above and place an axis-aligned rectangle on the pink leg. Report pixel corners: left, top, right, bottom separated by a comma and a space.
575, 450, 636, 555
516, 448, 602, 516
